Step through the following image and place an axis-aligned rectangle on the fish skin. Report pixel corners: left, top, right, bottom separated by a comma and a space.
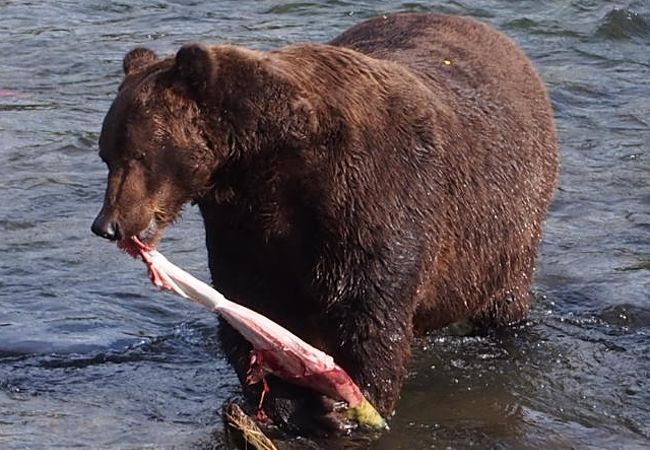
118, 236, 386, 429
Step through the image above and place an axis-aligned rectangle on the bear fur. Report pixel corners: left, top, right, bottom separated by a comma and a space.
92, 13, 558, 434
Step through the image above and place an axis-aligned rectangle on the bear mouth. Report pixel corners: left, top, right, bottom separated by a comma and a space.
118, 217, 163, 250
137, 218, 160, 245
116, 235, 155, 260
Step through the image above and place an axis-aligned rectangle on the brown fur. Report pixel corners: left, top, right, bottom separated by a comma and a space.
92, 13, 558, 435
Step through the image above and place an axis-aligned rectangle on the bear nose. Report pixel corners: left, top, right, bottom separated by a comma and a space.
91, 214, 122, 241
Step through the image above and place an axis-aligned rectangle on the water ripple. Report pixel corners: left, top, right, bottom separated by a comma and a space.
596, 8, 650, 41
0, 1, 649, 449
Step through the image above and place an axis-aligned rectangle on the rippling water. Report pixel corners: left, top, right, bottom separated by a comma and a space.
1, 1, 648, 449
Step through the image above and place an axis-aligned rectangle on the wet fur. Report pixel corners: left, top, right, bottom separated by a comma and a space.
95, 13, 558, 434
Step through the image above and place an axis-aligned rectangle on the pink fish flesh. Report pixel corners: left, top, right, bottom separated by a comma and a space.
118, 237, 369, 410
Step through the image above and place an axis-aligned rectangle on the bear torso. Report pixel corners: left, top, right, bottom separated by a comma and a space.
200, 12, 557, 337
194, 14, 557, 421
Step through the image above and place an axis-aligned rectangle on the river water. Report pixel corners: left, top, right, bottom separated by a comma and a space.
0, 1, 648, 449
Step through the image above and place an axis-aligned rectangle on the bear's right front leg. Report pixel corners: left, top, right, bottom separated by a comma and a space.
218, 318, 356, 436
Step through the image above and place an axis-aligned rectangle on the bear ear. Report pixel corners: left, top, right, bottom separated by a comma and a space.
175, 44, 214, 93
123, 47, 158, 75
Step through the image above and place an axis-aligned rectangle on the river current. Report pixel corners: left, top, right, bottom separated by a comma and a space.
1, 1, 648, 449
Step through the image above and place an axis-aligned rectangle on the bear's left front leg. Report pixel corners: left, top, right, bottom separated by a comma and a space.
324, 285, 417, 418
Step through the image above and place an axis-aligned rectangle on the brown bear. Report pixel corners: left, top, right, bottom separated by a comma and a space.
91, 12, 558, 435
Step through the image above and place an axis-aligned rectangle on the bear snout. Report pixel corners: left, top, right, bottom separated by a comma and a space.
91, 212, 122, 241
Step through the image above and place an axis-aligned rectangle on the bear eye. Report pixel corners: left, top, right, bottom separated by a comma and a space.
134, 152, 145, 161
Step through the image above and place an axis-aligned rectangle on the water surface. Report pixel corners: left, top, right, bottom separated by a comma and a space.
1, 1, 648, 449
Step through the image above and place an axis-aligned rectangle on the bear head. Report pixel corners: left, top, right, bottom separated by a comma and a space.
91, 44, 319, 246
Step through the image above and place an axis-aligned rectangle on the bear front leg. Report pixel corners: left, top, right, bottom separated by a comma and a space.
218, 317, 352, 435
325, 293, 416, 419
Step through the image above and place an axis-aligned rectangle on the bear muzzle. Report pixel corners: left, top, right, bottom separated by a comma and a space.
91, 209, 159, 245
91, 212, 122, 241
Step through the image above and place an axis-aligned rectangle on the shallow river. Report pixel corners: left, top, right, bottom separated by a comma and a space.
1, 1, 648, 449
